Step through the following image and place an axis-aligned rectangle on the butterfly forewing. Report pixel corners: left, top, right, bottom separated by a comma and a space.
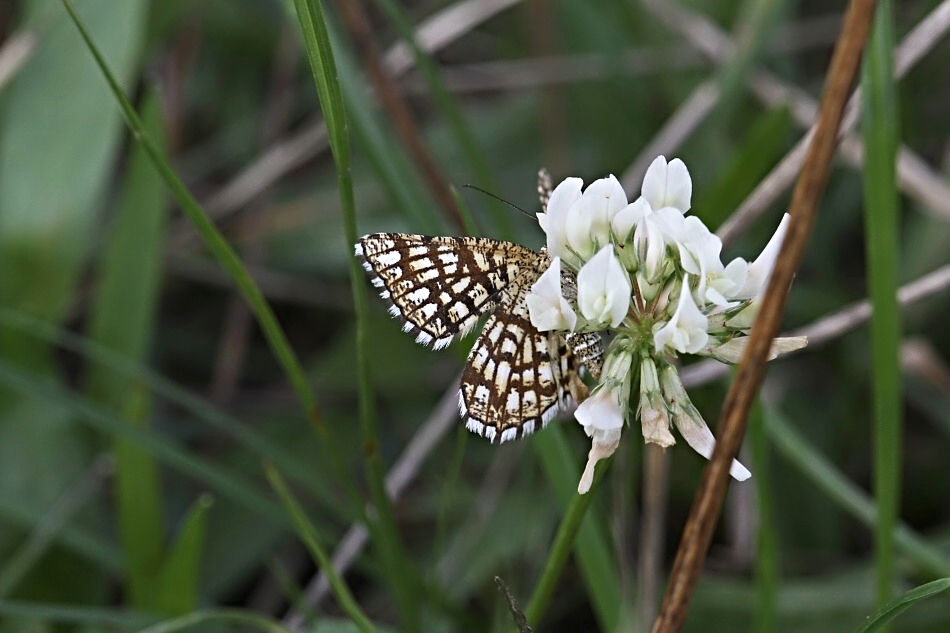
356, 233, 536, 349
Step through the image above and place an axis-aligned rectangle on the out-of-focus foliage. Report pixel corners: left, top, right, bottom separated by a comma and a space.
0, 0, 949, 631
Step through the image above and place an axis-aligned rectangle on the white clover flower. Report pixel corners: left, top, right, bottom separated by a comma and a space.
526, 257, 577, 332
659, 364, 751, 480
563, 175, 628, 262
539, 177, 583, 263
653, 278, 709, 354
525, 160, 804, 494
577, 245, 631, 328
641, 155, 692, 214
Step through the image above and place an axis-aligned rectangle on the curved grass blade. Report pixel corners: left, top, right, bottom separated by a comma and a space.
854, 578, 950, 633
133, 608, 294, 633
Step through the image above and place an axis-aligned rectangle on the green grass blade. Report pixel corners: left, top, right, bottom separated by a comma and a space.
0, 497, 121, 572
327, 29, 444, 234
85, 90, 167, 612
749, 404, 779, 633
155, 495, 213, 615
861, 0, 902, 610
265, 462, 376, 633
292, 0, 418, 628
0, 0, 146, 338
133, 608, 294, 633
0, 600, 154, 629
854, 578, 950, 633
763, 407, 950, 578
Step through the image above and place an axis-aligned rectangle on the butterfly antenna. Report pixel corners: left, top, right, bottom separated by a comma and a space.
462, 184, 535, 219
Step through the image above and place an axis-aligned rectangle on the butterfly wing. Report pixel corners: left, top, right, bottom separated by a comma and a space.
459, 264, 588, 443
356, 233, 537, 349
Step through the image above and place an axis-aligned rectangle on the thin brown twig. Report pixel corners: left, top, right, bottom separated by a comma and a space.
336, 0, 466, 230
651, 1, 877, 630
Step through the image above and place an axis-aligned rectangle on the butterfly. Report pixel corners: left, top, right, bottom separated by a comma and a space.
355, 172, 602, 443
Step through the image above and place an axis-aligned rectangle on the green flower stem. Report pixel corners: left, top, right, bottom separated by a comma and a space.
524, 455, 613, 626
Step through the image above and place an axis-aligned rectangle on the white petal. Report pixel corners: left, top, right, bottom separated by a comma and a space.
526, 257, 577, 331
704, 335, 808, 364
565, 197, 596, 261
611, 196, 651, 242
641, 156, 692, 213
639, 357, 675, 447
566, 176, 628, 259
672, 413, 751, 481
544, 177, 583, 261
575, 386, 625, 434
735, 213, 790, 300
577, 246, 632, 328
578, 426, 622, 494
583, 174, 628, 217
653, 279, 709, 354
635, 215, 667, 283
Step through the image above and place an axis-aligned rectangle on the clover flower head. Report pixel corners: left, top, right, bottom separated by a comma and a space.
525, 158, 807, 493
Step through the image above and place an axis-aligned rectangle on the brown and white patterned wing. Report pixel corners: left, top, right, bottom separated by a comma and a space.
356, 233, 538, 349
459, 266, 587, 443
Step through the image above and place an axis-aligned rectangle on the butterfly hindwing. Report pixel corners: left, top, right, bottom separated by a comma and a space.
459, 255, 587, 442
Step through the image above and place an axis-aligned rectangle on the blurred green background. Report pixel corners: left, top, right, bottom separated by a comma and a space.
0, 0, 949, 631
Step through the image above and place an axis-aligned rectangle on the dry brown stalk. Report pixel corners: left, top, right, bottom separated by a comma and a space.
651, 1, 878, 630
